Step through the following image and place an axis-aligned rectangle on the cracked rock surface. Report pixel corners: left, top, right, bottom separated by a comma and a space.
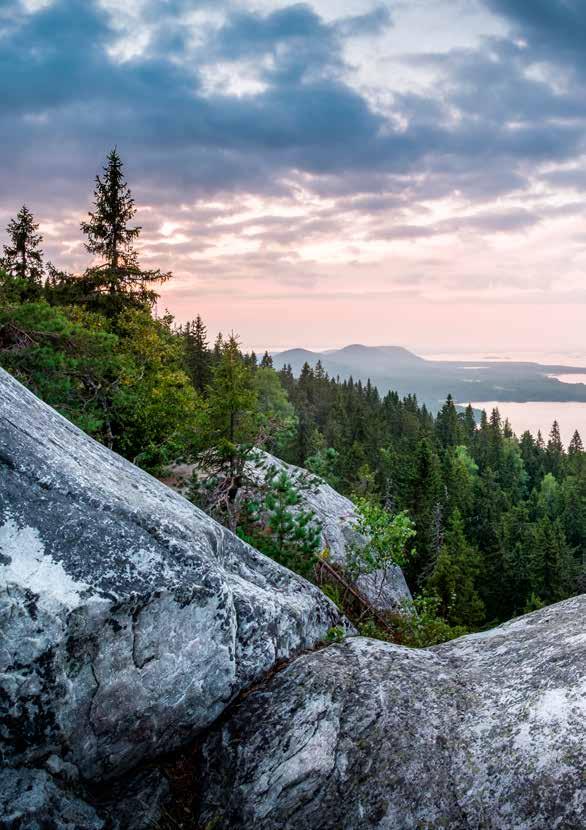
198, 595, 586, 830
167, 449, 412, 612
249, 451, 412, 611
0, 368, 343, 824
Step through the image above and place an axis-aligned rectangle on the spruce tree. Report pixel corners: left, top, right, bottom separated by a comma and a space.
530, 517, 576, 604
435, 394, 461, 449
406, 438, 445, 587
1, 205, 44, 291
546, 420, 564, 476
184, 314, 211, 392
80, 149, 170, 314
213, 332, 224, 361
463, 404, 477, 444
201, 334, 258, 472
426, 509, 484, 628
568, 429, 583, 455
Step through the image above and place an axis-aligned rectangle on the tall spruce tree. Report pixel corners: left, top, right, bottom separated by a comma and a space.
184, 315, 211, 392
80, 149, 170, 314
568, 429, 584, 455
546, 420, 564, 477
426, 509, 484, 628
1, 205, 44, 291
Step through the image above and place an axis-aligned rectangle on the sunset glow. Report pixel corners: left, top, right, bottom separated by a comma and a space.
3, 0, 586, 351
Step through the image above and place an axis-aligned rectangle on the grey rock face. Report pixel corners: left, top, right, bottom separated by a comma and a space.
166, 450, 412, 611
0, 768, 104, 830
0, 369, 342, 804
250, 452, 412, 611
198, 596, 586, 829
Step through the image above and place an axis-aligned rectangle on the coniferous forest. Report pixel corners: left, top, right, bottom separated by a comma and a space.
1, 151, 584, 642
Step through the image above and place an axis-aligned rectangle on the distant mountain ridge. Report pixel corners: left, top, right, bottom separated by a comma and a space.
271, 344, 586, 410
274, 344, 424, 377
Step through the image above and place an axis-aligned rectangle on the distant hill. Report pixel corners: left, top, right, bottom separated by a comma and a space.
271, 344, 586, 411
275, 344, 424, 377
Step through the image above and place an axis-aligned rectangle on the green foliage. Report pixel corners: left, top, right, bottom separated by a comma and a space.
523, 592, 546, 614
239, 465, 322, 578
0, 300, 199, 470
357, 596, 467, 648
253, 365, 298, 450
1, 149, 584, 640
79, 149, 170, 315
198, 334, 259, 464
1, 205, 44, 291
305, 446, 340, 489
181, 315, 211, 392
347, 499, 415, 585
280, 362, 584, 630
0, 300, 123, 439
393, 595, 468, 647
325, 626, 346, 643
321, 582, 344, 609
426, 510, 485, 628
109, 308, 200, 468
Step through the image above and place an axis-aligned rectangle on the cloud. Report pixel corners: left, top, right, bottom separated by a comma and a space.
483, 0, 586, 76
3, 0, 586, 329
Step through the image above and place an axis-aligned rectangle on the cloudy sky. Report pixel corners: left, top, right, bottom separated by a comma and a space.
2, 0, 586, 353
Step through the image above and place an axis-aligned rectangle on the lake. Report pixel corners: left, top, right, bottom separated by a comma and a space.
465, 401, 586, 446
426, 350, 586, 445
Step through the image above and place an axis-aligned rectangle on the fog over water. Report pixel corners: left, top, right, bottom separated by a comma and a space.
435, 349, 586, 446
464, 401, 586, 447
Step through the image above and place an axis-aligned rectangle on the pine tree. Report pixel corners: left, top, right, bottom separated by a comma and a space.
260, 350, 273, 368
530, 517, 576, 604
546, 420, 564, 477
463, 404, 477, 444
568, 430, 583, 455
184, 314, 211, 392
1, 205, 44, 291
472, 467, 507, 620
80, 149, 170, 314
201, 334, 258, 472
213, 332, 224, 361
498, 504, 533, 617
240, 467, 322, 578
435, 395, 461, 449
406, 438, 445, 587
519, 430, 544, 492
426, 509, 484, 628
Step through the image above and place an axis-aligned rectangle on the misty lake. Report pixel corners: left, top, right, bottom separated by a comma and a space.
464, 400, 586, 446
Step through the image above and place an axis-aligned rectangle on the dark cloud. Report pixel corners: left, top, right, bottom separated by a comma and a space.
483, 0, 586, 75
0, 0, 398, 210
1, 0, 586, 278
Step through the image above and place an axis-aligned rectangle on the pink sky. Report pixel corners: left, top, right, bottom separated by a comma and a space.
3, 0, 586, 356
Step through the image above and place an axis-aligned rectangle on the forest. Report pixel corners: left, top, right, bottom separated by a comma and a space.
1, 150, 584, 643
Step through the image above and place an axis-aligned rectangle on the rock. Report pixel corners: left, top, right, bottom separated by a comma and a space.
249, 452, 412, 611
164, 450, 412, 612
0, 368, 343, 819
0, 768, 104, 830
198, 595, 586, 829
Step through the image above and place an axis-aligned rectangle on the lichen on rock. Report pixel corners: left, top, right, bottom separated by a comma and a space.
0, 367, 343, 824
198, 596, 586, 829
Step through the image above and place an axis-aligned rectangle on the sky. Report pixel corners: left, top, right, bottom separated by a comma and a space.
2, 0, 586, 353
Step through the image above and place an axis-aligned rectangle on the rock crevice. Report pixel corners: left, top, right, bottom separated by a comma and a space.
198, 596, 586, 829
0, 368, 343, 826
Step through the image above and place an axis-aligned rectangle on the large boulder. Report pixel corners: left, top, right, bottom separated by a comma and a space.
198, 595, 586, 829
249, 452, 412, 611
0, 368, 343, 821
164, 450, 412, 612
